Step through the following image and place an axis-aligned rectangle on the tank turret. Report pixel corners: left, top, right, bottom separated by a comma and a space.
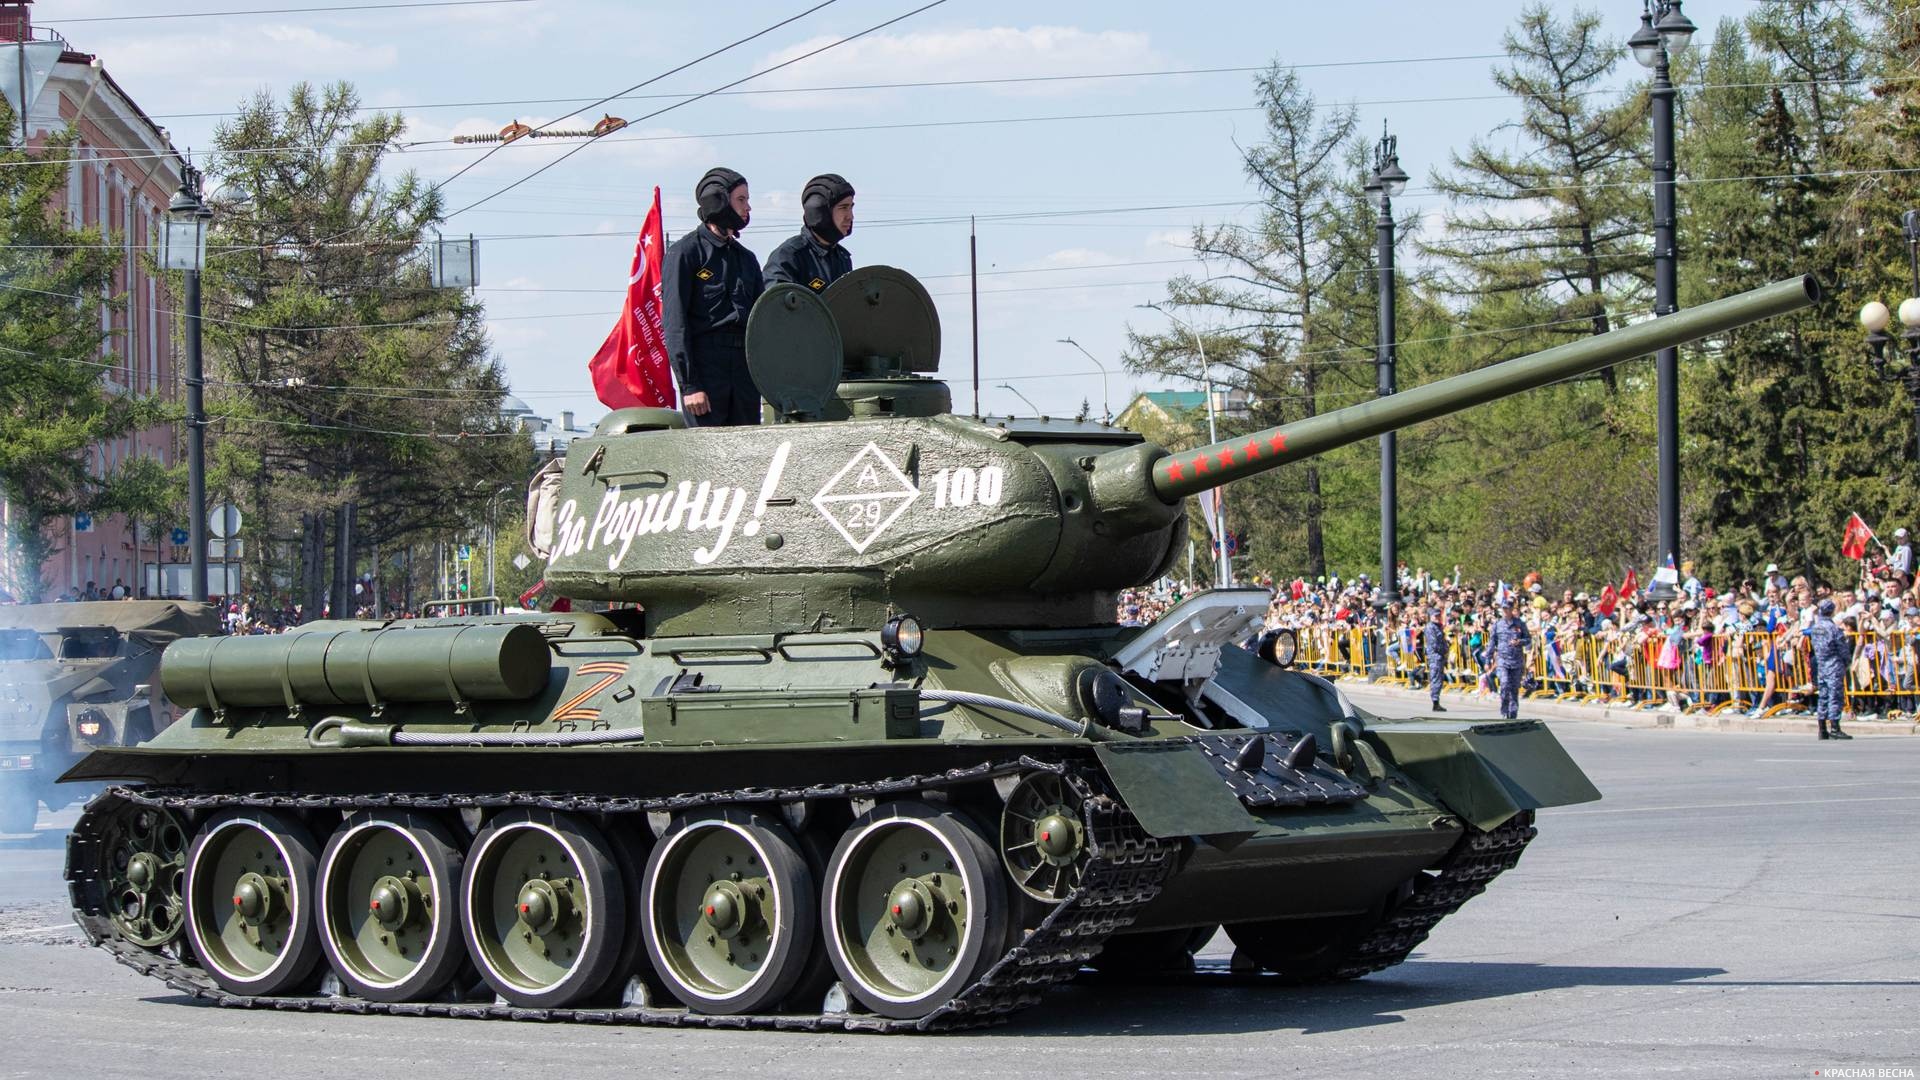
535, 270, 1819, 635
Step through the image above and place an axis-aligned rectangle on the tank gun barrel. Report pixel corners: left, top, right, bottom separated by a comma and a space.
1148, 275, 1821, 502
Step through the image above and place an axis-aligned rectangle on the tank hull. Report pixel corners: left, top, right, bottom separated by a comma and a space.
60, 611, 1590, 1031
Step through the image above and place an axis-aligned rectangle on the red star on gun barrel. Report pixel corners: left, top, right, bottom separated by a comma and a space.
1166, 459, 1185, 482
1216, 446, 1236, 467
1191, 454, 1211, 474
1268, 432, 1289, 453
1244, 438, 1261, 459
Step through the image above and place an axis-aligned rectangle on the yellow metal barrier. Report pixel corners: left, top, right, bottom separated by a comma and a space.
1269, 618, 1912, 719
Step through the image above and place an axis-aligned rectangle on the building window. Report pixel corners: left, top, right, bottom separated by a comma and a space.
122, 185, 134, 386
66, 143, 82, 224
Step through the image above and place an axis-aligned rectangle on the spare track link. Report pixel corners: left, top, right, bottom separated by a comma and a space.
1314, 809, 1538, 982
65, 758, 1178, 1034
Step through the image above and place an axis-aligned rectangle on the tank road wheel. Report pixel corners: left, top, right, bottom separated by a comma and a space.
823, 801, 1010, 1020
460, 809, 624, 1008
103, 803, 192, 948
317, 812, 466, 1002
640, 809, 816, 1014
999, 771, 1087, 902
184, 809, 325, 996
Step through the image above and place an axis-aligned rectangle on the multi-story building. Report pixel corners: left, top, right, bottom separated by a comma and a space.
1, 1, 187, 600
499, 396, 595, 463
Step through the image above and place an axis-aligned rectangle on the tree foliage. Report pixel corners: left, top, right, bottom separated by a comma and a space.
200, 83, 526, 613
1140, 1, 1920, 593
0, 98, 167, 601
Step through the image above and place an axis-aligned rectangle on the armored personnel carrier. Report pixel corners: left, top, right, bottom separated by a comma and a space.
61, 269, 1818, 1031
0, 600, 218, 833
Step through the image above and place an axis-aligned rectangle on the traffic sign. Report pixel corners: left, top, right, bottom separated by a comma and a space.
512, 553, 531, 571
457, 544, 473, 562
209, 503, 242, 539
74, 512, 93, 533
170, 527, 189, 546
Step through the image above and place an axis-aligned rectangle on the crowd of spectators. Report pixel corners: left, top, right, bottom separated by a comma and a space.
1118, 529, 1920, 718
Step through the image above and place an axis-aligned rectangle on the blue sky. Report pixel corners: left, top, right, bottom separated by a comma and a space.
38, 0, 1755, 425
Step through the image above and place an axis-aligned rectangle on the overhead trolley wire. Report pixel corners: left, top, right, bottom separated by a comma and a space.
18, 72, 1910, 173
429, 0, 843, 196
441, 0, 954, 220
141, 54, 1511, 121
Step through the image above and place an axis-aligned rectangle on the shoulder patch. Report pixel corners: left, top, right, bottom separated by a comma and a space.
808, 277, 826, 290
695, 267, 714, 281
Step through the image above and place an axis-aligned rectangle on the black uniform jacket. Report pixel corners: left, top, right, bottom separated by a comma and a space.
662, 225, 764, 394
764, 230, 852, 292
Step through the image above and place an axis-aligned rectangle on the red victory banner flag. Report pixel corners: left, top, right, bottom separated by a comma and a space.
1618, 566, 1638, 602
1841, 512, 1875, 560
588, 186, 674, 409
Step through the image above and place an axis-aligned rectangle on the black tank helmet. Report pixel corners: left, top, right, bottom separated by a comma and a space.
802, 173, 855, 243
696, 167, 749, 231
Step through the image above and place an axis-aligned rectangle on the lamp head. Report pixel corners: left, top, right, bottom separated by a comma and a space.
1629, 7, 1661, 68
1861, 300, 1892, 333
1655, 0, 1696, 56
1376, 158, 1409, 198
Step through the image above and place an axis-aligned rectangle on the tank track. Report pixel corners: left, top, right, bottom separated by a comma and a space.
1226, 809, 1538, 983
65, 757, 1177, 1033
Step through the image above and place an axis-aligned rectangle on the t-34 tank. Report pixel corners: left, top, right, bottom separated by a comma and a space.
61, 270, 1819, 1031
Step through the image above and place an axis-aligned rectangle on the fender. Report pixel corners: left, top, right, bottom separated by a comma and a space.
1364, 719, 1601, 832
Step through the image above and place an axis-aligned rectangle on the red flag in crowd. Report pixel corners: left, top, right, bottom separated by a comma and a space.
1619, 566, 1638, 602
1596, 583, 1618, 617
588, 186, 675, 409
1841, 512, 1874, 560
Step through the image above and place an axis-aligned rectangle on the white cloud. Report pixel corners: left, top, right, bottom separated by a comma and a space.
747, 26, 1158, 110
95, 25, 398, 102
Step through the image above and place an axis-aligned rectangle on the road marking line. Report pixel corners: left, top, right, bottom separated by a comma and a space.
1555, 794, 1920, 816
1754, 758, 1851, 763
1755, 780, 1920, 791
0, 924, 79, 939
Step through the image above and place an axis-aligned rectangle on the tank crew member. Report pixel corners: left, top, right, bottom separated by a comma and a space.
1803, 598, 1854, 740
1424, 607, 1449, 712
663, 167, 765, 426
1488, 598, 1532, 720
765, 173, 854, 292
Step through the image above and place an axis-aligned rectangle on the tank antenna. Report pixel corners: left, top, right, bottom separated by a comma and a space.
970, 215, 980, 416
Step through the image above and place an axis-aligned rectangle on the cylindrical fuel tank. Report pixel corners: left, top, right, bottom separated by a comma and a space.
159, 623, 552, 710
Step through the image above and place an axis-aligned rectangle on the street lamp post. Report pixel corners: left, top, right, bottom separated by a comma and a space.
1364, 128, 1409, 609
1630, 0, 1696, 601
994, 382, 1041, 416
1139, 303, 1230, 586
1857, 211, 1920, 461
163, 165, 213, 602
1056, 337, 1112, 423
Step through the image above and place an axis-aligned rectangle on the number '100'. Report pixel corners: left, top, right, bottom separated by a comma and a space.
929, 466, 1004, 508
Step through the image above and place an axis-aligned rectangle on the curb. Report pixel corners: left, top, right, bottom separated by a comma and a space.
1334, 679, 1920, 736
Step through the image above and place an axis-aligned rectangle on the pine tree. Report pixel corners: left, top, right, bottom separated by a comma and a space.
200, 83, 525, 616
1123, 63, 1374, 580
1424, 4, 1651, 394
0, 98, 165, 601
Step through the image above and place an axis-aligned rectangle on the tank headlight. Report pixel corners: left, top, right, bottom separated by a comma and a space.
881, 615, 924, 658
75, 708, 109, 741
1257, 628, 1298, 669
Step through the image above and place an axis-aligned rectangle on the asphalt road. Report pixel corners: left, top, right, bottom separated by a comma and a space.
2, 698, 1916, 1080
